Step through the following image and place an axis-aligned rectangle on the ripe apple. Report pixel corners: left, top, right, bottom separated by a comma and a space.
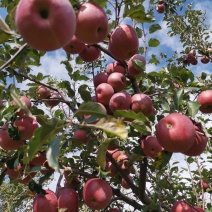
171, 201, 193, 212
15, 0, 76, 51
183, 124, 208, 156
83, 178, 112, 210
192, 206, 205, 212
13, 115, 39, 140
128, 54, 146, 76
41, 160, 54, 175
58, 187, 78, 212
30, 151, 47, 166
106, 61, 126, 75
186, 55, 197, 64
79, 45, 101, 62
33, 189, 57, 212
157, 4, 165, 13
96, 83, 114, 106
73, 129, 90, 144
0, 123, 24, 151
131, 94, 153, 117
198, 180, 210, 192
108, 24, 139, 60
190, 57, 198, 65
107, 148, 121, 161
109, 92, 132, 113
75, 2, 109, 44
141, 136, 163, 159
105, 161, 118, 177
12, 96, 32, 116
37, 85, 51, 99
155, 113, 195, 152
63, 35, 85, 54
107, 73, 126, 92
117, 153, 132, 174
197, 90, 212, 113
188, 50, 196, 56
121, 175, 133, 189
6, 163, 22, 180
46, 92, 61, 107
106, 208, 121, 212
200, 55, 210, 64
64, 177, 81, 191
93, 72, 109, 87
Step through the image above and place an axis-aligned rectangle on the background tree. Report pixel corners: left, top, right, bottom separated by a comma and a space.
0, 0, 211, 211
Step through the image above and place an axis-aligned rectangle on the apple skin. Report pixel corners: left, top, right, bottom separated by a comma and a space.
75, 2, 109, 44
13, 115, 39, 140
96, 83, 114, 106
40, 160, 54, 175
107, 148, 121, 161
12, 96, 32, 116
107, 73, 126, 92
183, 124, 208, 156
15, 0, 76, 51
37, 85, 51, 99
83, 178, 112, 210
30, 151, 47, 166
6, 163, 22, 180
73, 129, 90, 144
117, 153, 132, 174
121, 175, 133, 189
105, 161, 118, 177
93, 72, 109, 87
131, 94, 153, 117
155, 113, 195, 153
108, 24, 139, 60
79, 45, 101, 62
33, 190, 57, 212
46, 92, 61, 107
197, 90, 212, 113
192, 206, 205, 212
171, 201, 193, 212
106, 62, 126, 75
58, 187, 79, 212
141, 136, 163, 159
157, 4, 165, 13
106, 208, 121, 212
0, 123, 24, 151
198, 180, 210, 192
128, 54, 146, 76
64, 177, 81, 191
200, 56, 210, 64
63, 35, 85, 54
109, 92, 132, 113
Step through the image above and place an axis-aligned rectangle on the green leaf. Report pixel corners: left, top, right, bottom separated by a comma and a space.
46, 137, 61, 171
78, 85, 91, 102
130, 120, 151, 135
74, 102, 107, 118
0, 16, 13, 43
84, 116, 128, 140
149, 24, 161, 34
173, 88, 184, 110
114, 110, 148, 122
154, 150, 172, 171
96, 138, 111, 170
161, 100, 170, 111
132, 59, 145, 72
148, 38, 160, 47
58, 81, 75, 98
90, 0, 108, 8
187, 101, 201, 117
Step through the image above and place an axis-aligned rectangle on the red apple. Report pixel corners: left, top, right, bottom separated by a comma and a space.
46, 92, 61, 107
156, 113, 195, 152
33, 190, 57, 212
198, 180, 210, 192
117, 154, 131, 173
192, 206, 205, 212
157, 4, 165, 13
108, 24, 139, 60
6, 163, 22, 180
13, 115, 39, 140
171, 201, 193, 212
79, 45, 101, 62
183, 124, 208, 156
107, 148, 121, 161
105, 161, 118, 177
106, 208, 121, 212
41, 160, 55, 175
106, 62, 126, 75
200, 56, 210, 64
73, 129, 90, 144
75, 2, 108, 44
83, 178, 112, 210
93, 72, 109, 87
197, 90, 212, 113
0, 123, 24, 150
30, 151, 47, 166
15, 0, 76, 51
63, 35, 85, 54
12, 96, 32, 116
121, 175, 133, 189
64, 177, 81, 191
107, 73, 126, 92
96, 83, 114, 106
186, 55, 197, 64
131, 94, 153, 117
188, 50, 196, 56
109, 92, 132, 113
37, 85, 51, 99
141, 136, 163, 159
128, 54, 146, 76
58, 187, 78, 212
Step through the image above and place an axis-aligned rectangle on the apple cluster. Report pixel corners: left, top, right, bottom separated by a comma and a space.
171, 200, 205, 212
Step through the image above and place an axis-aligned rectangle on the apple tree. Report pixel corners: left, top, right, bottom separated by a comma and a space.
0, 0, 211, 211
